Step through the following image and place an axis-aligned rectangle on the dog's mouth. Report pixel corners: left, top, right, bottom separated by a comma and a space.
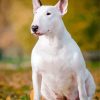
34, 32, 43, 36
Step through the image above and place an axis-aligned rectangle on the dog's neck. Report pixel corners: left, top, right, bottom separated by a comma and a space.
38, 21, 71, 48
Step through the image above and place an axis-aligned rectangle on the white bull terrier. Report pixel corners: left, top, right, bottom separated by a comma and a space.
31, 0, 96, 100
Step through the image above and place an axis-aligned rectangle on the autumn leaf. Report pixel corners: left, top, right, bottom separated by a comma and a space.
6, 96, 11, 100
30, 90, 34, 100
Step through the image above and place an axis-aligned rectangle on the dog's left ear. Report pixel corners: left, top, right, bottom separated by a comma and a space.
55, 0, 68, 16
32, 0, 42, 13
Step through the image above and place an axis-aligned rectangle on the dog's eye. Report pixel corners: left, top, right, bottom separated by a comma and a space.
46, 12, 51, 16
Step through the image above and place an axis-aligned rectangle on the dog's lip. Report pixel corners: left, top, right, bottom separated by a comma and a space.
34, 32, 43, 36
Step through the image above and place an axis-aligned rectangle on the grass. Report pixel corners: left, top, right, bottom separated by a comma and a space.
0, 68, 32, 99
0, 61, 100, 100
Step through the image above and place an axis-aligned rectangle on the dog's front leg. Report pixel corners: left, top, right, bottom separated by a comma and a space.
32, 71, 42, 100
77, 72, 88, 100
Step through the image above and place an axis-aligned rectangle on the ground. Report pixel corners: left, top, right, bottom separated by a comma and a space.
0, 61, 100, 100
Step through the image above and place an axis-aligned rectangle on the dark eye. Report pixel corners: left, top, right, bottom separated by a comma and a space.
46, 12, 51, 15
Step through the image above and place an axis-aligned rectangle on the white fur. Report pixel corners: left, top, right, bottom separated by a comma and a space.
31, 0, 96, 100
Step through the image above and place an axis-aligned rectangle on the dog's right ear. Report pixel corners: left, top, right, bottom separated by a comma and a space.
32, 0, 42, 13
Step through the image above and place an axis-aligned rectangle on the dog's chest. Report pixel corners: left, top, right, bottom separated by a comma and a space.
31, 41, 78, 95
32, 44, 73, 74
32, 46, 76, 90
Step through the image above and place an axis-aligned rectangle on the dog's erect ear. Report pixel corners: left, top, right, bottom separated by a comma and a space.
32, 0, 42, 13
55, 0, 68, 15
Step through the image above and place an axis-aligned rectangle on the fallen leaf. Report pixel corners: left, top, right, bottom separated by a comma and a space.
30, 90, 34, 100
6, 96, 11, 100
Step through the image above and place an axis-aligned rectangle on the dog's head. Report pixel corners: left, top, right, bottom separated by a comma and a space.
31, 0, 68, 36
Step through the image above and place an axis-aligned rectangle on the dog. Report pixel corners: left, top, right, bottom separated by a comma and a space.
31, 0, 96, 100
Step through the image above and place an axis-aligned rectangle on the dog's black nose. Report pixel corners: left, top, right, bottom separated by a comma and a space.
32, 25, 39, 33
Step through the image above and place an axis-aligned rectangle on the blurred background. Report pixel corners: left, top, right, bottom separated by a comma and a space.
0, 0, 100, 99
